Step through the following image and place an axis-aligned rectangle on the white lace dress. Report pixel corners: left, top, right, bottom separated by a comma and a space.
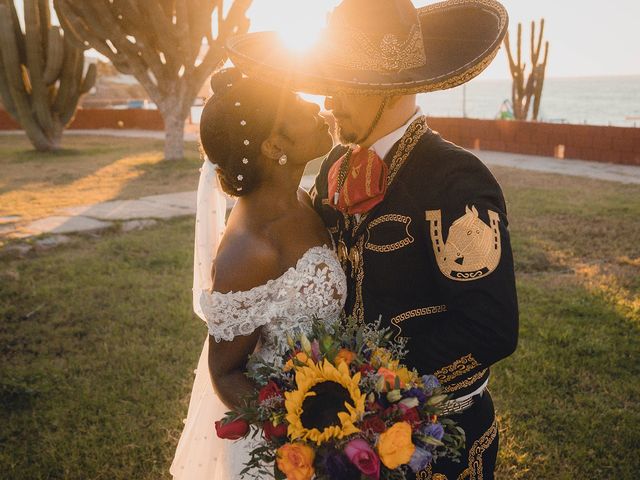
170, 245, 347, 479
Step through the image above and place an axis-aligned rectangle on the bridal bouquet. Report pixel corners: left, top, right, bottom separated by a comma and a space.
215, 318, 465, 479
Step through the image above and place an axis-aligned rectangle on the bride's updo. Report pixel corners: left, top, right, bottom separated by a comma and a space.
200, 68, 287, 197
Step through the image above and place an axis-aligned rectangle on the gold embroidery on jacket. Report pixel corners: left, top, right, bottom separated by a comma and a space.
460, 417, 498, 480
417, 464, 431, 479
417, 463, 448, 479
426, 206, 501, 282
352, 236, 366, 323
434, 354, 480, 384
365, 214, 414, 253
442, 369, 488, 394
391, 305, 448, 341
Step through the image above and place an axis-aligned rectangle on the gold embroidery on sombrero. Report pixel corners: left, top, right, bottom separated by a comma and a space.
326, 24, 426, 72
434, 354, 480, 384
426, 206, 502, 282
229, 37, 501, 97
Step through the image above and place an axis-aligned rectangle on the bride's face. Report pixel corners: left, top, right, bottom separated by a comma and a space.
274, 94, 333, 165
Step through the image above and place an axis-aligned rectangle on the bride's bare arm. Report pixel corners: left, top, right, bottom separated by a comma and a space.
208, 331, 260, 409
206, 234, 281, 410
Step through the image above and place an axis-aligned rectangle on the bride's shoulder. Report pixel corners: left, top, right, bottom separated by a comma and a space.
212, 235, 280, 294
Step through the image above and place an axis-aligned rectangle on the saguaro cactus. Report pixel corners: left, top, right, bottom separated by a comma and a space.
0, 0, 96, 151
54, 0, 252, 160
504, 19, 549, 121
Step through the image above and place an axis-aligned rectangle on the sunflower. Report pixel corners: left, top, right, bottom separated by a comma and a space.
285, 359, 366, 445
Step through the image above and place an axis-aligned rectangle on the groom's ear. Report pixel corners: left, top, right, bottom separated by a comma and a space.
261, 135, 285, 161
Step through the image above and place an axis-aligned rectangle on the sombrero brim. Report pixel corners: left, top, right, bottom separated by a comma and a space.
226, 0, 508, 95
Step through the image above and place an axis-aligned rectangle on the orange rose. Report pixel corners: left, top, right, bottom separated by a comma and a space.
377, 367, 406, 390
377, 421, 416, 469
335, 348, 356, 366
284, 352, 311, 371
276, 443, 315, 480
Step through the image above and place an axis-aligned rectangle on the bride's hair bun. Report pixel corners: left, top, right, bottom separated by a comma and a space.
200, 68, 288, 198
209, 68, 243, 98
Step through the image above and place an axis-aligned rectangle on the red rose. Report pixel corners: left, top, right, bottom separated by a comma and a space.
362, 416, 387, 434
259, 381, 282, 403
401, 407, 421, 427
215, 418, 250, 440
344, 439, 381, 479
263, 420, 288, 441
382, 405, 401, 420
359, 364, 376, 375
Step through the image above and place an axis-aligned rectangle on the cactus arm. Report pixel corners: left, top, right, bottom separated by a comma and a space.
0, 44, 19, 119
52, 40, 80, 119
0, 4, 50, 149
43, 26, 64, 86
80, 62, 97, 95
0, 0, 27, 64
532, 42, 549, 121
24, 0, 56, 136
59, 48, 85, 125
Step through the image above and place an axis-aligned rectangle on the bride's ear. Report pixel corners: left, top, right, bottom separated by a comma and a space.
261, 135, 285, 162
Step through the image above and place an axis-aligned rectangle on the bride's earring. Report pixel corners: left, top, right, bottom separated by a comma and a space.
278, 154, 288, 166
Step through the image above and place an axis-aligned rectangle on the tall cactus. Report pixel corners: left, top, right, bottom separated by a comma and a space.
54, 0, 253, 160
504, 19, 549, 121
0, 0, 96, 151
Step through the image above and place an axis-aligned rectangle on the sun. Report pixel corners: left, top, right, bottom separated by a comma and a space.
248, 0, 340, 53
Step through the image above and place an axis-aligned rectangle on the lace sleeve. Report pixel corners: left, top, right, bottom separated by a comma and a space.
199, 246, 346, 343
199, 271, 296, 342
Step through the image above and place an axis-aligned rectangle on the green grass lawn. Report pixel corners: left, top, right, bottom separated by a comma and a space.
1, 167, 639, 479
0, 134, 202, 224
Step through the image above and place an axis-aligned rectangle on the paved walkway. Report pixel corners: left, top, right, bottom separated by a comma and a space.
472, 149, 640, 185
2, 129, 639, 250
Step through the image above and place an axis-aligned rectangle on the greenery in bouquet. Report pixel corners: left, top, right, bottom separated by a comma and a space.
214, 318, 465, 479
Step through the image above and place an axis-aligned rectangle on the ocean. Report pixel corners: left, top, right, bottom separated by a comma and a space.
417, 75, 640, 127
191, 75, 640, 128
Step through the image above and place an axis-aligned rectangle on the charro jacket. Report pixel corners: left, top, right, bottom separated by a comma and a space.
311, 116, 519, 398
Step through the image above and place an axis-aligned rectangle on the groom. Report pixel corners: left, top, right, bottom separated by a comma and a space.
227, 0, 518, 477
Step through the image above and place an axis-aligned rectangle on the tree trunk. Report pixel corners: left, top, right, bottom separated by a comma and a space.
163, 109, 187, 160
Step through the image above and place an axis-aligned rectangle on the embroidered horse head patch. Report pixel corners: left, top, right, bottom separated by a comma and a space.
425, 206, 501, 281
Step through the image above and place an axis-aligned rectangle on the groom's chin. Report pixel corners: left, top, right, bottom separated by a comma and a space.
337, 126, 357, 145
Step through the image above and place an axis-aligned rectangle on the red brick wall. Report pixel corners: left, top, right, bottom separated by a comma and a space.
427, 117, 640, 166
2, 109, 639, 165
0, 108, 164, 131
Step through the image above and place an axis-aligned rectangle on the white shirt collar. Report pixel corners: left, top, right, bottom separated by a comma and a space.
370, 107, 423, 160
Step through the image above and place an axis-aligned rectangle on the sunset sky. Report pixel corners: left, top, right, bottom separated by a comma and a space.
12, 0, 640, 80
248, 0, 640, 80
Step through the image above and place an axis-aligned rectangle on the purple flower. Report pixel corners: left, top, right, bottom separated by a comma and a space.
408, 446, 433, 473
423, 422, 445, 441
403, 387, 427, 403
311, 340, 321, 362
321, 449, 360, 480
421, 375, 440, 392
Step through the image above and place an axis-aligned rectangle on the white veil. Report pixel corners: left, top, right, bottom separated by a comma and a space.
193, 158, 227, 319
171, 158, 231, 479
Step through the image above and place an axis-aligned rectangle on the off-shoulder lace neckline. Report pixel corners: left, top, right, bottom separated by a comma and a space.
206, 244, 334, 297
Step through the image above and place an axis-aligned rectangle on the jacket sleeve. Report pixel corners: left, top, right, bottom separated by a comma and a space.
405, 152, 519, 380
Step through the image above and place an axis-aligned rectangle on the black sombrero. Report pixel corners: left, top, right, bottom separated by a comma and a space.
226, 0, 508, 96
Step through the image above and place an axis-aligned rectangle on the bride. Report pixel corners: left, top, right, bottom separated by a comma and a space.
170, 68, 347, 479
